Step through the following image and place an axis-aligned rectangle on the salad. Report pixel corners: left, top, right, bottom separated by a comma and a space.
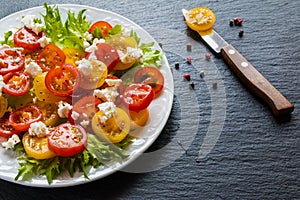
0, 3, 165, 184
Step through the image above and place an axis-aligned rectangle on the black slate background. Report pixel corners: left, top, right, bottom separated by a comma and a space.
0, 0, 299, 199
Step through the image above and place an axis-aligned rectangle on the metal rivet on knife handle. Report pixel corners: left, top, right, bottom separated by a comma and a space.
221, 44, 294, 116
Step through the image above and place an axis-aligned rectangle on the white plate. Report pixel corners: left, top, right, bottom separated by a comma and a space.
0, 4, 174, 187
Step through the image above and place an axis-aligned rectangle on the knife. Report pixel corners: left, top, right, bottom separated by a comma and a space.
182, 8, 294, 117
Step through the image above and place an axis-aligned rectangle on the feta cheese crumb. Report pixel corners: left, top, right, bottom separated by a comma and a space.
37, 36, 51, 48
126, 47, 143, 60
85, 38, 106, 53
24, 61, 43, 77
57, 101, 73, 118
71, 111, 80, 121
80, 120, 89, 127
76, 58, 93, 76
97, 102, 116, 123
2, 134, 20, 149
21, 15, 44, 35
28, 121, 49, 137
93, 87, 119, 102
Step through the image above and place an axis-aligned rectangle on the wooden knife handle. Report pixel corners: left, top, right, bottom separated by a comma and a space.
221, 44, 294, 116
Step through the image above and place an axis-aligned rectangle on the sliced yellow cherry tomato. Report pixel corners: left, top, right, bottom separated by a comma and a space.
106, 35, 139, 70
129, 108, 149, 129
79, 59, 108, 89
92, 107, 130, 143
33, 72, 66, 103
185, 7, 216, 32
0, 96, 8, 118
35, 101, 59, 127
62, 47, 85, 67
22, 132, 56, 160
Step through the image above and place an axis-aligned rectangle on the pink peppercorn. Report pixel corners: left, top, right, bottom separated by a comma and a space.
186, 56, 192, 64
183, 73, 191, 81
205, 53, 212, 60
234, 18, 243, 26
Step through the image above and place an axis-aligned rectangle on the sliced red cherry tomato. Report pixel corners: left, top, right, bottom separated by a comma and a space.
37, 44, 66, 71
134, 66, 164, 98
2, 71, 30, 96
68, 96, 102, 127
45, 64, 81, 97
13, 27, 44, 51
0, 112, 21, 138
9, 105, 43, 131
122, 83, 154, 111
87, 43, 120, 72
89, 21, 112, 38
0, 48, 25, 75
47, 123, 87, 157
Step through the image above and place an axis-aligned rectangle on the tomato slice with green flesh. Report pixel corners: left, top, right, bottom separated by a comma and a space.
134, 66, 164, 98
45, 64, 81, 97
37, 44, 66, 72
122, 83, 154, 111
88, 43, 120, 72
47, 123, 87, 157
89, 21, 112, 38
0, 48, 25, 75
22, 132, 56, 160
9, 105, 43, 131
92, 107, 130, 143
2, 71, 30, 96
0, 113, 21, 138
68, 96, 102, 127
13, 27, 44, 51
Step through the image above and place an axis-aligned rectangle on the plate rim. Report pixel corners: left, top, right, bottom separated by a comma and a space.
0, 4, 174, 187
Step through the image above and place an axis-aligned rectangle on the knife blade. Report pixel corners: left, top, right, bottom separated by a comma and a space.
182, 8, 294, 117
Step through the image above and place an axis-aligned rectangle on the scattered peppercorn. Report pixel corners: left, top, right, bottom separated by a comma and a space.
239, 29, 244, 37
229, 19, 234, 26
205, 53, 212, 60
234, 18, 243, 26
175, 62, 180, 69
158, 42, 163, 48
200, 70, 205, 78
186, 43, 192, 51
186, 56, 192, 64
213, 82, 218, 89
183, 73, 191, 81
190, 82, 195, 89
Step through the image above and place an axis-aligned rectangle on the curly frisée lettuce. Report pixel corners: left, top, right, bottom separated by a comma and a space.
41, 3, 90, 51
14, 134, 129, 184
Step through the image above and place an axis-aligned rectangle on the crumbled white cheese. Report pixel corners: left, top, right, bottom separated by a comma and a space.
93, 87, 119, 102
0, 75, 5, 96
28, 121, 49, 137
76, 58, 93, 76
71, 111, 80, 121
57, 101, 73, 118
84, 31, 93, 42
126, 47, 143, 60
21, 15, 44, 35
85, 38, 106, 53
105, 78, 122, 87
24, 61, 43, 77
80, 120, 89, 127
2, 134, 20, 149
37, 36, 51, 48
97, 102, 116, 123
